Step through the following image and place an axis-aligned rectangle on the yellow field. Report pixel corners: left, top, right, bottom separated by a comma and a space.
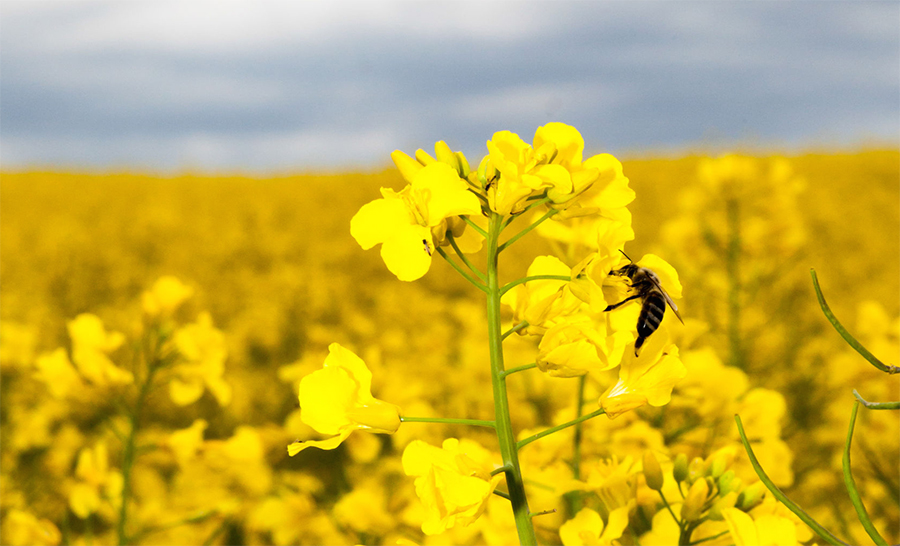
1, 149, 898, 545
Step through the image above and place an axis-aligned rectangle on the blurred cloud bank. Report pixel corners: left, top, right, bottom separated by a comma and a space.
1, 0, 897, 171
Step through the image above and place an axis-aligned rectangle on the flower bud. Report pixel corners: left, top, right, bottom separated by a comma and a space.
681, 478, 709, 522
709, 455, 727, 479
736, 481, 767, 511
672, 453, 689, 483
708, 491, 738, 521
687, 457, 705, 483
455, 152, 471, 178
717, 470, 736, 495
642, 451, 664, 491
414, 148, 436, 166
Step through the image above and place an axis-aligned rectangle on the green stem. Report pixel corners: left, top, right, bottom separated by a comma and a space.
659, 490, 684, 532
502, 321, 529, 340
517, 407, 606, 450
399, 416, 495, 428
499, 275, 571, 297
842, 402, 888, 546
118, 339, 162, 545
500, 362, 537, 379
448, 233, 486, 282
498, 209, 559, 253
689, 530, 730, 545
811, 269, 897, 374
460, 214, 488, 238
502, 197, 551, 230
487, 212, 538, 546
436, 247, 488, 292
853, 389, 900, 410
734, 414, 850, 546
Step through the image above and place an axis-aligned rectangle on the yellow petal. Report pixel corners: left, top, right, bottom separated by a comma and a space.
534, 122, 584, 168
350, 196, 412, 250
411, 163, 481, 226
298, 366, 357, 434
287, 429, 353, 456
380, 223, 433, 282
391, 150, 423, 183
559, 508, 603, 546
169, 377, 205, 406
636, 254, 683, 299
722, 508, 759, 546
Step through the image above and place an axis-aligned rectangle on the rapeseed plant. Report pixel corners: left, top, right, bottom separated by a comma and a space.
1, 148, 896, 545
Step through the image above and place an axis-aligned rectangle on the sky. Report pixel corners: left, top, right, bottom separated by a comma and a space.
1, 0, 898, 172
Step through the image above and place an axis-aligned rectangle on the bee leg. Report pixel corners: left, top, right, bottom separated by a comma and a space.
603, 294, 641, 312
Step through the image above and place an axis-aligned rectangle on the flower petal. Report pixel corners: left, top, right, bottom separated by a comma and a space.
350, 196, 411, 250
380, 224, 433, 282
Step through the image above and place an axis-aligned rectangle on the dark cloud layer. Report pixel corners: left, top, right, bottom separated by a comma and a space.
1, 1, 897, 171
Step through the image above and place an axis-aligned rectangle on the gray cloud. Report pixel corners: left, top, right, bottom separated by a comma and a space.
1, 0, 897, 171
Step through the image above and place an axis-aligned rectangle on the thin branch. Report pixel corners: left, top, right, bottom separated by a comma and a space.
842, 402, 888, 545
447, 233, 486, 281
499, 275, 571, 297
853, 389, 900, 410
400, 416, 495, 428
436, 247, 488, 292
734, 414, 850, 546
517, 407, 606, 450
498, 209, 559, 253
502, 197, 551, 230
811, 269, 897, 374
459, 214, 487, 238
502, 321, 529, 340
500, 362, 537, 379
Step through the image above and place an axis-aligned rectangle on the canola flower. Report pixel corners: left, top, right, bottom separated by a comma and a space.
2, 149, 896, 546
339, 123, 693, 544
287, 343, 401, 455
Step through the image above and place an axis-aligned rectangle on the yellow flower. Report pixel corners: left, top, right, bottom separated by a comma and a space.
142, 275, 193, 316
536, 319, 629, 377
599, 328, 686, 418
722, 507, 799, 546
170, 312, 231, 406
68, 442, 123, 519
401, 438, 502, 535
1, 510, 61, 546
33, 348, 84, 398
287, 343, 400, 456
391, 140, 472, 182
501, 256, 583, 335
559, 506, 630, 546
168, 419, 208, 467
351, 162, 482, 281
67, 313, 133, 386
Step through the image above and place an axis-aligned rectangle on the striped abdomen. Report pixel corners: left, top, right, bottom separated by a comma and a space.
634, 291, 666, 354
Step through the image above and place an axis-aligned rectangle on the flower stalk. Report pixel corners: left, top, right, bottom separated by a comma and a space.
486, 211, 538, 546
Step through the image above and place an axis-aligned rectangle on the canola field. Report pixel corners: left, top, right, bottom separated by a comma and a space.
1, 147, 898, 546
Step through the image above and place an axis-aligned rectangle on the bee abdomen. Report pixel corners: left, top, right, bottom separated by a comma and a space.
636, 291, 666, 341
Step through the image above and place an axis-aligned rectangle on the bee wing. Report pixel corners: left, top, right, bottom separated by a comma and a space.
646, 274, 684, 324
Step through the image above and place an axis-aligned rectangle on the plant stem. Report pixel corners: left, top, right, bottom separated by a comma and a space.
486, 212, 537, 546
399, 416, 495, 428
448, 233, 486, 282
436, 247, 488, 292
842, 401, 888, 546
499, 275, 572, 297
499, 362, 537, 379
118, 335, 162, 545
517, 407, 606, 450
811, 269, 897, 374
498, 209, 559, 253
734, 414, 849, 546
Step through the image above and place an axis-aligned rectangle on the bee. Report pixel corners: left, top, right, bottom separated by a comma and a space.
422, 238, 432, 256
604, 251, 683, 355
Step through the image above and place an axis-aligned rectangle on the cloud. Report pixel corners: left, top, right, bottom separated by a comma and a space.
1, 1, 897, 171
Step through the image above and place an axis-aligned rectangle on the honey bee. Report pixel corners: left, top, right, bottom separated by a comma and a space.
604, 251, 683, 355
